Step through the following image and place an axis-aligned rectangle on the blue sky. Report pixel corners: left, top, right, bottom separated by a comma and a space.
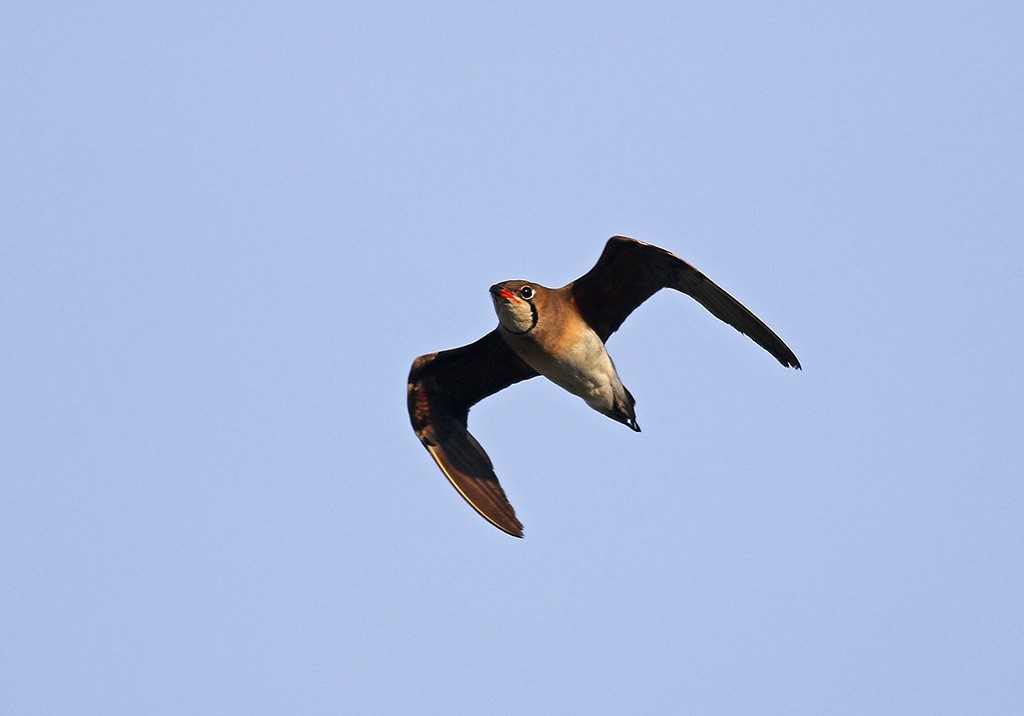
2, 3, 1021, 713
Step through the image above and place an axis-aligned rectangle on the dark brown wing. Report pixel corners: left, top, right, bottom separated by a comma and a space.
407, 329, 539, 537
570, 236, 801, 369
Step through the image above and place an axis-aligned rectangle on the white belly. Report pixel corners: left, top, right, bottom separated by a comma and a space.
518, 328, 621, 412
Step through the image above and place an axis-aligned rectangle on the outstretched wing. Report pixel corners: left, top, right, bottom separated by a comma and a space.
570, 236, 801, 369
407, 329, 539, 537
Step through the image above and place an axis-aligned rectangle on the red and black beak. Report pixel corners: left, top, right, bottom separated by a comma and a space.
489, 284, 516, 302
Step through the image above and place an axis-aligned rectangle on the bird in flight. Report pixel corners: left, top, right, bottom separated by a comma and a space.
407, 236, 800, 537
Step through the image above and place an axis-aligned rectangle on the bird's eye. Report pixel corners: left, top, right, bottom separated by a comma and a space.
519, 286, 534, 300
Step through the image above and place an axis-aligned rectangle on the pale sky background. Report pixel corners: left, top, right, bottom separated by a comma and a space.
2, 3, 1022, 714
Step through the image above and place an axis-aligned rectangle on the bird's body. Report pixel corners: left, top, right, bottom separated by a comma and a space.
408, 236, 801, 537
491, 282, 639, 430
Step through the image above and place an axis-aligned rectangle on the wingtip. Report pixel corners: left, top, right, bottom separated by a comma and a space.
473, 503, 524, 538
484, 511, 525, 538
476, 494, 524, 538
424, 442, 525, 539
505, 524, 525, 539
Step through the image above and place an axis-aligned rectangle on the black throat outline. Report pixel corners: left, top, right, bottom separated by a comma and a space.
503, 300, 539, 335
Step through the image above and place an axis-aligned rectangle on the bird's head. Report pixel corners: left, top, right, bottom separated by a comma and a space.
489, 281, 542, 334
